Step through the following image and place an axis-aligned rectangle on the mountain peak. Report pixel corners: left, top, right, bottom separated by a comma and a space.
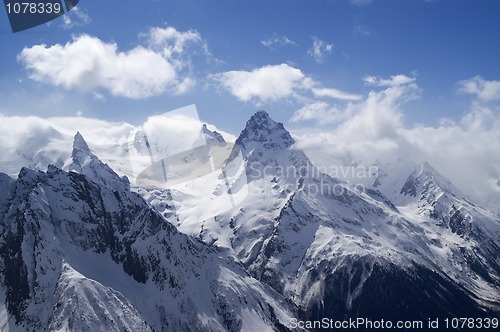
71, 132, 93, 170
73, 131, 90, 153
420, 161, 436, 173
236, 111, 294, 151
67, 132, 129, 190
245, 110, 273, 129
253, 110, 270, 119
202, 124, 225, 145
400, 161, 460, 199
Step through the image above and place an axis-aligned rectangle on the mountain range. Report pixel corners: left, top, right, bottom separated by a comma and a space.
0, 110, 498, 331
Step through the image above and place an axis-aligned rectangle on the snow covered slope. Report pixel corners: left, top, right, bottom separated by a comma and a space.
0, 111, 499, 331
166, 111, 500, 322
0, 133, 302, 331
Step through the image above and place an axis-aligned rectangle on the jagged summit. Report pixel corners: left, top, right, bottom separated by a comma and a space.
236, 110, 294, 151
0, 173, 14, 214
67, 132, 129, 190
202, 123, 225, 145
0, 150, 300, 331
73, 131, 91, 153
71, 132, 93, 170
1, 112, 500, 328
400, 161, 460, 199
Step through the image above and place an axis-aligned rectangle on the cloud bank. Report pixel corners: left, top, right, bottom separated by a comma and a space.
211, 64, 305, 103
292, 75, 500, 214
212, 63, 361, 104
17, 26, 207, 99
457, 76, 500, 101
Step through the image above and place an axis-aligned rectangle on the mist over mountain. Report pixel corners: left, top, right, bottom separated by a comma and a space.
0, 132, 301, 331
0, 111, 498, 331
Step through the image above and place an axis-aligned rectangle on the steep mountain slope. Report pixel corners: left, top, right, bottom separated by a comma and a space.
372, 161, 500, 288
167, 111, 500, 324
167, 111, 313, 258
0, 111, 499, 331
0, 133, 301, 331
397, 162, 500, 290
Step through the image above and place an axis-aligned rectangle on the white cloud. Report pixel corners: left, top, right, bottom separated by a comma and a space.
400, 105, 500, 213
311, 87, 363, 101
47, 116, 136, 146
308, 37, 333, 63
211, 64, 305, 102
0, 113, 136, 177
145, 26, 209, 59
293, 74, 419, 126
338, 79, 419, 141
261, 33, 296, 49
290, 75, 414, 126
0, 112, 235, 180
364, 74, 416, 87
291, 102, 356, 124
17, 26, 208, 99
61, 7, 91, 30
92, 91, 106, 101
457, 76, 500, 101
212, 63, 360, 104
292, 74, 500, 215
18, 35, 175, 98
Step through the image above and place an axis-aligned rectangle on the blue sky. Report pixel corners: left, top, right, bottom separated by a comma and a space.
1, 0, 500, 132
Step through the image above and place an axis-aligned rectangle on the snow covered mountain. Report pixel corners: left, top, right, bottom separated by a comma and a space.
0, 133, 302, 331
0, 111, 499, 331
165, 111, 500, 323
